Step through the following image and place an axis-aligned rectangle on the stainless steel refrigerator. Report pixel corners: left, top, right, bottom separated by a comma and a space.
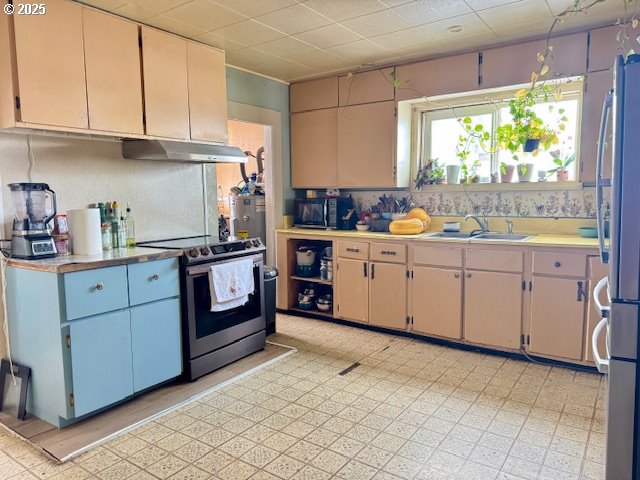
594, 54, 640, 480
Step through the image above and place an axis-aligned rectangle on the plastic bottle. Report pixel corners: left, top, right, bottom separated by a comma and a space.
111, 201, 120, 248
125, 206, 136, 247
118, 216, 127, 248
98, 202, 112, 251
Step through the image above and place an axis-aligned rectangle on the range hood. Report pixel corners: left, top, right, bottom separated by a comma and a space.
122, 139, 248, 163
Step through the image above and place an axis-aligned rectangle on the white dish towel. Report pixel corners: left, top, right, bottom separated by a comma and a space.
209, 258, 255, 312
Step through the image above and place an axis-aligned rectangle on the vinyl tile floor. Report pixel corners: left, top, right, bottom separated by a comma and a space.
0, 314, 606, 480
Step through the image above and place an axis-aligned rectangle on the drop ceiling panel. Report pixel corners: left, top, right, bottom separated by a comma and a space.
76, 0, 626, 82
303, 0, 388, 22
294, 24, 364, 49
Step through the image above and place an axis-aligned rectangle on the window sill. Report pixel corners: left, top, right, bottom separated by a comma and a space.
411, 181, 584, 193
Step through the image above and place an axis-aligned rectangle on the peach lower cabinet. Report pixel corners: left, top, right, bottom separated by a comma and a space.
276, 231, 604, 368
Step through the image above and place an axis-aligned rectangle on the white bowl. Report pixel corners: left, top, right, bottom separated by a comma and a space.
443, 222, 461, 232
355, 224, 370, 231
391, 213, 406, 221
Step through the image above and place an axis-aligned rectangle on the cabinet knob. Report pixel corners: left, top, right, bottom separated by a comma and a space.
454, 273, 460, 278
95, 282, 104, 291
466, 273, 471, 278
151, 274, 160, 281
554, 261, 561, 268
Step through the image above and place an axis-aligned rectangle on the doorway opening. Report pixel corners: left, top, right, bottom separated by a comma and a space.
217, 119, 268, 250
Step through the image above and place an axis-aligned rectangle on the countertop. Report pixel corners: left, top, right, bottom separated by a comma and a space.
6, 247, 182, 273
276, 228, 599, 249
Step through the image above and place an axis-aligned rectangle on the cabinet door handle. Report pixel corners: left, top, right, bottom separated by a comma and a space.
381, 250, 396, 256
554, 261, 562, 268
95, 282, 104, 291
466, 273, 471, 278
347, 248, 360, 253
577, 280, 586, 302
363, 262, 368, 277
454, 273, 460, 278
371, 264, 375, 280
151, 274, 160, 281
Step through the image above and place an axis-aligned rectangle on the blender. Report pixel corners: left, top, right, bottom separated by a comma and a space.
9, 183, 57, 259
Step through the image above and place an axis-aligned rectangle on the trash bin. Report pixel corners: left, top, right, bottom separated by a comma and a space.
264, 266, 278, 335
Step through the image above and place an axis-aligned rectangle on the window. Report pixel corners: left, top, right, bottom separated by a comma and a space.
417, 80, 583, 184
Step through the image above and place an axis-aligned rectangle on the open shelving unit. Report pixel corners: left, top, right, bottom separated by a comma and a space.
284, 238, 334, 318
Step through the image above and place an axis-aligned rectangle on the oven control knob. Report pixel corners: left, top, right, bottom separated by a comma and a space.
188, 248, 200, 258
252, 239, 262, 247
200, 247, 210, 256
243, 241, 253, 249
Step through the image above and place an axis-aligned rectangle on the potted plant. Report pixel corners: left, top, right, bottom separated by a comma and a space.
500, 162, 515, 183
547, 150, 575, 181
415, 158, 445, 188
496, 82, 567, 182
456, 117, 490, 184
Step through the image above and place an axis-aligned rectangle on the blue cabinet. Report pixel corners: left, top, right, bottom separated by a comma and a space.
6, 257, 182, 427
128, 258, 180, 306
68, 311, 134, 417
64, 266, 129, 320
131, 298, 182, 392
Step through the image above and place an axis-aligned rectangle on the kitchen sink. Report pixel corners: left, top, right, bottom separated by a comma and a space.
472, 233, 534, 241
424, 231, 480, 239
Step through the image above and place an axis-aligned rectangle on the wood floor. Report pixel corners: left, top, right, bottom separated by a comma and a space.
0, 343, 294, 462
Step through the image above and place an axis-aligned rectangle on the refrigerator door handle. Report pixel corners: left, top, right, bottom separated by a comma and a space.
592, 316, 610, 374
596, 90, 613, 264
593, 276, 611, 317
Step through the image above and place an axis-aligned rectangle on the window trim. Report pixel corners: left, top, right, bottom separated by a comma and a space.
405, 77, 585, 190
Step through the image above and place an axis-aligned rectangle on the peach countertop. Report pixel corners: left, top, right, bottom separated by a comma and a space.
6, 247, 182, 273
276, 228, 599, 249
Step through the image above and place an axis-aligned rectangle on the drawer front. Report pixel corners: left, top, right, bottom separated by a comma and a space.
370, 243, 407, 264
128, 258, 180, 306
412, 245, 463, 268
337, 240, 369, 260
465, 249, 524, 273
532, 251, 586, 277
64, 266, 129, 320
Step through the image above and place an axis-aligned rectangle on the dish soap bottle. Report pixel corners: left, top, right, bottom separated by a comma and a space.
125, 205, 136, 247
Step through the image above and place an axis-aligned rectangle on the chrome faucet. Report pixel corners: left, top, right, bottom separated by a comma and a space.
464, 214, 489, 233
506, 218, 513, 235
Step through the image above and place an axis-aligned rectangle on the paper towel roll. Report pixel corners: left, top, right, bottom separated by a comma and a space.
68, 208, 102, 255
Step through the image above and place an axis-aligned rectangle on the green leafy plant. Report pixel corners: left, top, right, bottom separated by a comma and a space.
547, 150, 576, 175
495, 82, 567, 162
456, 117, 490, 183
415, 158, 445, 188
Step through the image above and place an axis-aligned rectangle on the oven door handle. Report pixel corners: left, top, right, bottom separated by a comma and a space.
186, 258, 263, 276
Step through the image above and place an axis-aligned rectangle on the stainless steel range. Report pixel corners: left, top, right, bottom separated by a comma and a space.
138, 236, 266, 381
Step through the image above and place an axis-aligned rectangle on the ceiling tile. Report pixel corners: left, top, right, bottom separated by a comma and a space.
78, 0, 128, 11
464, 0, 522, 10
107, 0, 191, 20
327, 39, 390, 62
287, 49, 349, 68
254, 36, 317, 57
477, 0, 553, 37
144, 14, 208, 37
295, 24, 364, 48
254, 4, 333, 35
545, 0, 626, 18
368, 25, 439, 49
195, 31, 248, 51
211, 19, 287, 46
211, 0, 298, 17
392, 0, 473, 27
341, 9, 413, 37
161, 0, 247, 32
226, 47, 280, 66
419, 12, 496, 40
302, 0, 388, 22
